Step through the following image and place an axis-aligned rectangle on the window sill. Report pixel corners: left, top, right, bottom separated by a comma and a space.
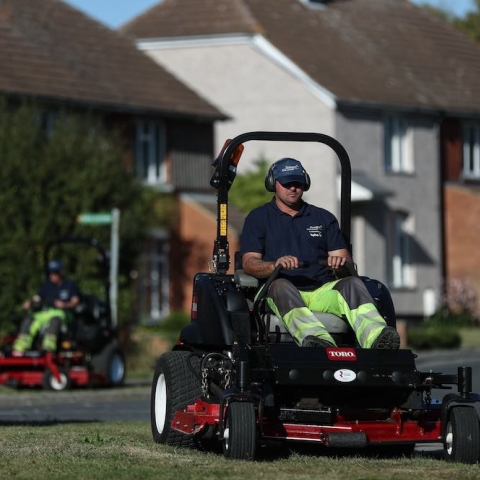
142, 182, 175, 193
384, 171, 415, 178
461, 175, 480, 183
388, 286, 417, 293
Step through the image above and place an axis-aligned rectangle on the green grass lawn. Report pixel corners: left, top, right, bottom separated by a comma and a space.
459, 328, 480, 348
2, 330, 480, 478
1, 422, 480, 480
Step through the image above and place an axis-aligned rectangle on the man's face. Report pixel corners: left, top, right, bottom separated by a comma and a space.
49, 271, 62, 284
275, 181, 305, 208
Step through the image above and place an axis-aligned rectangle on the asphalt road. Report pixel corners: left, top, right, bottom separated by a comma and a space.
0, 381, 151, 425
414, 346, 480, 397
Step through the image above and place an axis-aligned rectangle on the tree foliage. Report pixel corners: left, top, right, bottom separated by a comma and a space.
453, 0, 480, 42
229, 158, 273, 213
419, 4, 454, 22
0, 99, 156, 332
419, 0, 480, 43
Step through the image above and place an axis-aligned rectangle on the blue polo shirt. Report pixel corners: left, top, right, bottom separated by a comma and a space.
240, 199, 347, 289
38, 278, 80, 309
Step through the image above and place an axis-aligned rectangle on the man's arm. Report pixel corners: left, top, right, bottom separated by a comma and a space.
54, 295, 80, 310
242, 252, 301, 279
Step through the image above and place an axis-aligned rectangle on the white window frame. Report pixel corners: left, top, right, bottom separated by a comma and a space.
463, 122, 480, 179
299, 0, 327, 9
384, 116, 413, 173
135, 119, 166, 185
387, 212, 415, 289
138, 234, 170, 324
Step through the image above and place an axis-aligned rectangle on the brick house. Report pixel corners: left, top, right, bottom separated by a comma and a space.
0, 0, 228, 324
441, 120, 480, 318
122, 0, 480, 321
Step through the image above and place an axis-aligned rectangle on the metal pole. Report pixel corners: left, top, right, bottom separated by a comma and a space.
110, 208, 120, 327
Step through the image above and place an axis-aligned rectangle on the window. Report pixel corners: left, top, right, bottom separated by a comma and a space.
463, 122, 480, 179
137, 235, 169, 324
299, 0, 327, 9
35, 110, 56, 139
386, 211, 414, 289
384, 116, 413, 173
135, 120, 166, 184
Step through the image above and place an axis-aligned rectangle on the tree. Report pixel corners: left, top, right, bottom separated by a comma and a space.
0, 99, 156, 332
419, 4, 454, 22
229, 158, 273, 213
418, 0, 480, 43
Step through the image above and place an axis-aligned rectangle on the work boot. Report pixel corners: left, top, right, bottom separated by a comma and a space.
371, 327, 400, 349
302, 336, 336, 348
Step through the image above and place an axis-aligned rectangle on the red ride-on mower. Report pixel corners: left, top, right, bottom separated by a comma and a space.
0, 236, 125, 391
151, 132, 480, 463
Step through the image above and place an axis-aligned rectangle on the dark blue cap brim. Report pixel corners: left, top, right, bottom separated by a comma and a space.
277, 174, 307, 185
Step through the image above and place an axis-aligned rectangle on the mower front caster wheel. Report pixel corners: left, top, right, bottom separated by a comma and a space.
223, 402, 257, 460
444, 406, 480, 464
42, 369, 71, 391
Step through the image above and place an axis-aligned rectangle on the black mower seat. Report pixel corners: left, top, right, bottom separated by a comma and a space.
75, 294, 107, 323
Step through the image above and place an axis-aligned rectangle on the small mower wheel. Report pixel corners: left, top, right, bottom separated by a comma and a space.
42, 368, 71, 391
151, 350, 201, 447
223, 402, 257, 460
444, 406, 480, 464
90, 340, 126, 386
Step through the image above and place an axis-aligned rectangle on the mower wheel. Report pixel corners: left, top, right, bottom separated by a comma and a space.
444, 406, 480, 464
42, 368, 71, 391
151, 350, 201, 447
223, 402, 257, 460
91, 340, 126, 386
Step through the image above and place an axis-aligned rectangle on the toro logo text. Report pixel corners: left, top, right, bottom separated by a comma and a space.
326, 348, 357, 361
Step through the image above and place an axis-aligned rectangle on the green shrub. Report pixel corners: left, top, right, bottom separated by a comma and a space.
158, 310, 190, 332
428, 307, 477, 328
134, 311, 190, 337
407, 325, 462, 351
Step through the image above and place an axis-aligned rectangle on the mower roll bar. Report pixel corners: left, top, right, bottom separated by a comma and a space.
211, 131, 352, 274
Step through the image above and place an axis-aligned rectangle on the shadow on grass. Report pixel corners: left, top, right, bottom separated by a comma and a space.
0, 418, 102, 427
254, 441, 445, 462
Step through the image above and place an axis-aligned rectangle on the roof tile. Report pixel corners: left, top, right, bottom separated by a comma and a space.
122, 0, 480, 114
0, 0, 223, 119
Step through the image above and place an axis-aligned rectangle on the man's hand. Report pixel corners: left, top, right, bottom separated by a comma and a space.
327, 252, 358, 278
274, 255, 299, 270
54, 299, 67, 309
327, 255, 347, 270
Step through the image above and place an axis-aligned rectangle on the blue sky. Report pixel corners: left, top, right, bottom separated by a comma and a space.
62, 0, 476, 29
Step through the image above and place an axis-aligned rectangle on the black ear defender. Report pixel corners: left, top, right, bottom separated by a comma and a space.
264, 159, 311, 192
264, 160, 280, 192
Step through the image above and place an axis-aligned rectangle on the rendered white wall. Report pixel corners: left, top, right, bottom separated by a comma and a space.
142, 40, 339, 215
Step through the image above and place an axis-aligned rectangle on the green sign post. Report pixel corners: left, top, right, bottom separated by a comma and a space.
77, 213, 113, 225
77, 209, 120, 327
